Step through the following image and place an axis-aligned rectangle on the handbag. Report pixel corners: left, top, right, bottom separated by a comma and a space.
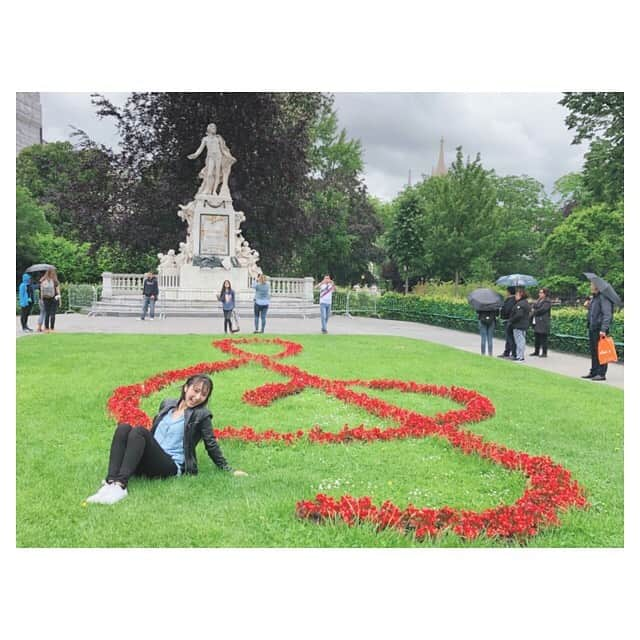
597, 335, 618, 365
230, 309, 240, 333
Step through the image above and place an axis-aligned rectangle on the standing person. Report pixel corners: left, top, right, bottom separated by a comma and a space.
508, 288, 531, 362
18, 273, 34, 332
476, 308, 498, 356
529, 287, 552, 357
316, 274, 336, 334
252, 274, 270, 334
35, 276, 46, 332
85, 374, 248, 505
581, 281, 614, 382
219, 280, 236, 334
498, 286, 517, 358
40, 268, 61, 333
140, 271, 159, 320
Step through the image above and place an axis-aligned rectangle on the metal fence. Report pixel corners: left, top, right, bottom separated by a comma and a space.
325, 291, 624, 361
68, 284, 98, 313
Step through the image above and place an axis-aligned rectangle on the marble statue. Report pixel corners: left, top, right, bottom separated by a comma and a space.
187, 123, 236, 197
157, 249, 178, 271
175, 241, 193, 267
178, 201, 195, 235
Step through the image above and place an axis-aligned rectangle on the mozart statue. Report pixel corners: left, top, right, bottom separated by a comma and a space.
187, 123, 236, 197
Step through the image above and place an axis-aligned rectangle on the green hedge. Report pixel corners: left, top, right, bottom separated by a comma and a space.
327, 291, 624, 361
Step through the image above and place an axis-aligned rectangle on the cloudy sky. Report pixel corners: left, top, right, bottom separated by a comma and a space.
39, 92, 587, 202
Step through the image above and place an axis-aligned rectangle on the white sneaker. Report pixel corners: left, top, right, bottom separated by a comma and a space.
86, 481, 113, 503
100, 483, 128, 505
149, 317, 154, 321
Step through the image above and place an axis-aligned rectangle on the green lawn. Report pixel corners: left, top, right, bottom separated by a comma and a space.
15, 333, 623, 547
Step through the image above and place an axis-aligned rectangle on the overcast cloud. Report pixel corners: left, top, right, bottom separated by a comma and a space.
40, 92, 588, 201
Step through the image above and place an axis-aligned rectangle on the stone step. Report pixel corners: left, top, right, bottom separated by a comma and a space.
90, 298, 320, 318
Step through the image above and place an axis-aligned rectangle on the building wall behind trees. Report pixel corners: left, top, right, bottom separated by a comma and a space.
16, 92, 42, 154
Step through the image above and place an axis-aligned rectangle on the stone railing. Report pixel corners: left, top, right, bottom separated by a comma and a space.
102, 272, 314, 301
249, 276, 313, 300
101, 272, 145, 298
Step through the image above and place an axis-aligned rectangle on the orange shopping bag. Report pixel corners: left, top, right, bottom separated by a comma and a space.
598, 336, 618, 365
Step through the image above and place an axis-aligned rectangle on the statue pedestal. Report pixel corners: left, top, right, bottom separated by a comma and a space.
160, 264, 252, 301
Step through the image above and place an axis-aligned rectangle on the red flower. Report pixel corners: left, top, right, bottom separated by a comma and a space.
106, 337, 588, 542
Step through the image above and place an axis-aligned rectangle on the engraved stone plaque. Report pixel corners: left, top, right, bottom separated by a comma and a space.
199, 213, 229, 256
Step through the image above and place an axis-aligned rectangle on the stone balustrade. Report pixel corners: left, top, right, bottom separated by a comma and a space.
102, 272, 314, 301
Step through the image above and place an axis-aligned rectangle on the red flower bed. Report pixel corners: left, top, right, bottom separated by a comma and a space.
106, 337, 587, 542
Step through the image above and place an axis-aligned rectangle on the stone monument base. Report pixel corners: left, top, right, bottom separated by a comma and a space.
160, 264, 254, 301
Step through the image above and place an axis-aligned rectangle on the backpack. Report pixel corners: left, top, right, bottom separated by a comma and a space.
41, 279, 55, 298
480, 311, 496, 327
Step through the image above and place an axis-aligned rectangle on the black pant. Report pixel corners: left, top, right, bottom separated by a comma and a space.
43, 297, 57, 329
588, 328, 608, 378
20, 304, 33, 329
223, 309, 233, 333
106, 423, 178, 488
534, 332, 548, 356
502, 322, 515, 356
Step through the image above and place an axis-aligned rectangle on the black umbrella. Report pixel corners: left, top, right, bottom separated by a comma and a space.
583, 272, 621, 306
25, 263, 55, 273
467, 288, 504, 311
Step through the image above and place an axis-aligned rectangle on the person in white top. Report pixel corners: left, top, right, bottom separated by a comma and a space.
316, 274, 336, 334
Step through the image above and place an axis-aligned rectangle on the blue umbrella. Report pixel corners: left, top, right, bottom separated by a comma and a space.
496, 273, 538, 287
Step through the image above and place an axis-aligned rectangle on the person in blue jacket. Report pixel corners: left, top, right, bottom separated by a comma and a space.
18, 273, 34, 332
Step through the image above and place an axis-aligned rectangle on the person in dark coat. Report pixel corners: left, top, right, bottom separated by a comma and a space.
508, 288, 531, 361
498, 286, 517, 358
581, 281, 614, 381
140, 271, 159, 320
529, 287, 552, 357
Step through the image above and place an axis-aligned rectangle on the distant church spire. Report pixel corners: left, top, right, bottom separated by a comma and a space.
431, 137, 448, 177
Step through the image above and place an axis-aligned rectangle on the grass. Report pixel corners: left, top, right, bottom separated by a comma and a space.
15, 333, 623, 547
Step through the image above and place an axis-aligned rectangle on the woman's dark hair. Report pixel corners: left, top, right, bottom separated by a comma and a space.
507, 286, 516, 295
179, 375, 213, 406
219, 281, 232, 300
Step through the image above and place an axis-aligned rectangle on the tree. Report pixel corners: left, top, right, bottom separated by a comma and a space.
552, 172, 591, 216
387, 187, 427, 293
32, 234, 96, 283
420, 148, 497, 287
491, 175, 561, 276
541, 202, 624, 297
559, 92, 624, 205
16, 141, 117, 242
76, 92, 329, 273
297, 105, 382, 283
16, 186, 53, 276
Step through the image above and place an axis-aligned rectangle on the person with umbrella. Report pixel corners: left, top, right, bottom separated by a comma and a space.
25, 264, 55, 332
467, 288, 503, 356
39, 267, 61, 332
508, 287, 531, 361
582, 273, 619, 381
529, 287, 552, 357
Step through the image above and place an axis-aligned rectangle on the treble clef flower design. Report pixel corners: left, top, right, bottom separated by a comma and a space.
107, 337, 588, 542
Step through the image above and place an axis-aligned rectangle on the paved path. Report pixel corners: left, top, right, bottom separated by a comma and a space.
16, 313, 624, 389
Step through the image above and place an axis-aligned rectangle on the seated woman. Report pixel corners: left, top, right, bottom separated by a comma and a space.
86, 374, 247, 505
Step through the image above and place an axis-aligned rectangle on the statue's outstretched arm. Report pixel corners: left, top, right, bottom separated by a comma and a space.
187, 138, 206, 160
